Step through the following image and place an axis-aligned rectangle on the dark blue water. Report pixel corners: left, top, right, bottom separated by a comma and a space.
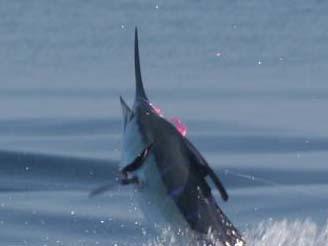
0, 1, 328, 245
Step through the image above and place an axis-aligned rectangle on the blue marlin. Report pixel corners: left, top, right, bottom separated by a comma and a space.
92, 28, 246, 246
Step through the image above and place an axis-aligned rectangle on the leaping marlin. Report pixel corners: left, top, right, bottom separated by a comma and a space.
91, 28, 246, 246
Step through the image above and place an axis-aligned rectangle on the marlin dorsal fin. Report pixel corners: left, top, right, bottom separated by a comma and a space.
134, 27, 148, 101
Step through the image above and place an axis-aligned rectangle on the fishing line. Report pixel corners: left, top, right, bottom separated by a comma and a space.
224, 169, 278, 186
223, 169, 327, 200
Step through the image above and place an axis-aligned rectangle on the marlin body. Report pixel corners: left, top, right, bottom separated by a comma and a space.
94, 29, 246, 246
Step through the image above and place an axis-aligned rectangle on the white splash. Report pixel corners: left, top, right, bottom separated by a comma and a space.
143, 219, 328, 246
246, 219, 328, 246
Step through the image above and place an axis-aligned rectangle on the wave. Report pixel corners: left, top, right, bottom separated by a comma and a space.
1, 148, 328, 193
0, 149, 119, 192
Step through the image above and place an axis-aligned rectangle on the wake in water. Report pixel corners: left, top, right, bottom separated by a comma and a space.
143, 219, 328, 246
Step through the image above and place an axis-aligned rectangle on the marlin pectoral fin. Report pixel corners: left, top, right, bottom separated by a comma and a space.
205, 166, 229, 201
184, 138, 229, 201
89, 174, 143, 198
89, 144, 153, 197
120, 143, 153, 174
89, 183, 114, 198
120, 175, 140, 185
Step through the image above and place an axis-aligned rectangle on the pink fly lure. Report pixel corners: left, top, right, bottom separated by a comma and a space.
150, 103, 187, 136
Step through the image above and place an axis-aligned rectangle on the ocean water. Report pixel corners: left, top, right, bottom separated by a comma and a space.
0, 0, 328, 245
